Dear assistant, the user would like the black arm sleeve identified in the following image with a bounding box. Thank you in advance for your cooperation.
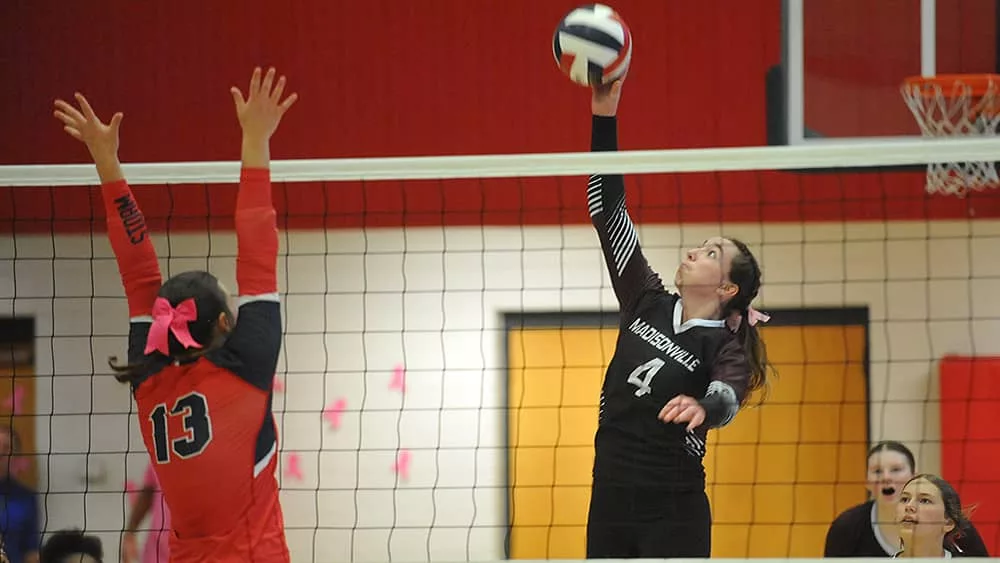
[700,336,750,428]
[209,299,281,392]
[588,115,664,317]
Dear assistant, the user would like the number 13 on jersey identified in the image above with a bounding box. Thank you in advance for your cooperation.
[150,392,214,463]
[627,358,665,397]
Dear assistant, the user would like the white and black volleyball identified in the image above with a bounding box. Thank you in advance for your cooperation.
[553,4,632,87]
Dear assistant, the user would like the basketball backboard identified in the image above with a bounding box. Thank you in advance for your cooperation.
[767,0,999,146]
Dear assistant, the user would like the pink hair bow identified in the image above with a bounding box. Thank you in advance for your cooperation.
[144,297,202,356]
[726,306,771,332]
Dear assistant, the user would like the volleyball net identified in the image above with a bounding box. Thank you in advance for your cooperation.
[1,137,1000,562]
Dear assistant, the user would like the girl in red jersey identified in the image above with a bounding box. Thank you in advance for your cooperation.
[54,67,297,563]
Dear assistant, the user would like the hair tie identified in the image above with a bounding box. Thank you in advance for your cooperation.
[144,297,203,356]
[726,306,771,333]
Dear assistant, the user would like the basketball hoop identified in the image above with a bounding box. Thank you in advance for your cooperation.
[901,74,1000,197]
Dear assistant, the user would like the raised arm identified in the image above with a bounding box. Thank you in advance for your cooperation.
[588,81,663,316]
[54,95,162,364]
[217,67,297,391]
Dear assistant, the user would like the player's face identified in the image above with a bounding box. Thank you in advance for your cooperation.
[674,237,739,299]
[896,477,954,548]
[866,449,913,503]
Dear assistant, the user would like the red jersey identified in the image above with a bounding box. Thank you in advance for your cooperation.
[130,298,286,562]
[105,168,288,562]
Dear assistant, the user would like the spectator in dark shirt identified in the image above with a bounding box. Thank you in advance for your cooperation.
[824,441,988,557]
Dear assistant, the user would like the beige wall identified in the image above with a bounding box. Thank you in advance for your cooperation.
[1,219,994,561]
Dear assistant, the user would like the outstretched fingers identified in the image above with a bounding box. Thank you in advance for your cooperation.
[270,75,286,104]
[230,87,246,112]
[53,99,85,126]
[260,67,276,98]
[74,92,98,121]
[109,112,124,133]
[53,99,86,140]
[53,109,78,129]
[54,94,120,133]
[245,66,299,114]
[268,72,298,114]
[61,125,83,141]
[248,67,263,98]
[233,66,297,141]
[279,92,298,113]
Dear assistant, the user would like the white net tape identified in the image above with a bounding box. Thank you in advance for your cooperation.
[4,137,1000,186]
[902,76,1000,197]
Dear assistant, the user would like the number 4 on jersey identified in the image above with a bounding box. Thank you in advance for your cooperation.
[627,358,665,397]
[150,392,213,463]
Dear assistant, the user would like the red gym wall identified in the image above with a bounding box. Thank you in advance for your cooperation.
[939,357,1000,554]
[1,0,998,231]
[804,0,997,137]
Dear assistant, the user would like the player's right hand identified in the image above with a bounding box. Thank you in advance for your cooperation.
[230,67,298,142]
[53,93,123,160]
[592,79,623,117]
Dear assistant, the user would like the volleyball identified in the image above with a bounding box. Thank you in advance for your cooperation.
[552,4,632,87]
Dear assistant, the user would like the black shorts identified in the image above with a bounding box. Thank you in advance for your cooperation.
[586,481,712,558]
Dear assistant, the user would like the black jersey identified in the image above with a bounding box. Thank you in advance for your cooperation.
[825,500,990,557]
[588,115,750,491]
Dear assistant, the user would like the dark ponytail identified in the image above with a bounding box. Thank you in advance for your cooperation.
[725,238,775,404]
[109,354,154,385]
[109,358,139,385]
[110,270,232,384]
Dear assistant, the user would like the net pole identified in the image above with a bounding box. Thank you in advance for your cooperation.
[921,0,936,78]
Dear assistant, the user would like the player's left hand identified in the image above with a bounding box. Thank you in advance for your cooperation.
[230,67,298,141]
[658,395,706,432]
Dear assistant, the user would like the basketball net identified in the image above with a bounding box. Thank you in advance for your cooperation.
[901,75,1000,197]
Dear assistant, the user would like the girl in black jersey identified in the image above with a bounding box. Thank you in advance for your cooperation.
[585,79,774,559]
[895,474,981,558]
[825,441,988,557]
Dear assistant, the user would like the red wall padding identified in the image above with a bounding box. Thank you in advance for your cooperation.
[940,356,1000,555]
